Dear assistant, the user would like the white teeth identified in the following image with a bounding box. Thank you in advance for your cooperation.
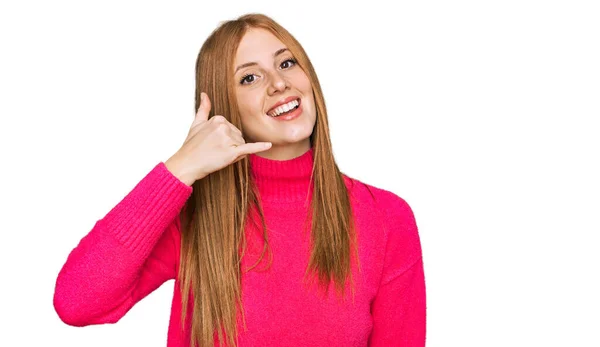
[268,99,299,117]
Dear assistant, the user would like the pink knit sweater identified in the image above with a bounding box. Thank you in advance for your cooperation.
[53,147,426,346]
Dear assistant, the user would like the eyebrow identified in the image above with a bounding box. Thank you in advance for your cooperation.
[234,48,290,74]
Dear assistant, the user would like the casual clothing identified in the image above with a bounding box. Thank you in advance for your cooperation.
[53,147,426,346]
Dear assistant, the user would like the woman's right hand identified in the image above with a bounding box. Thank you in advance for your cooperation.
[165,92,272,186]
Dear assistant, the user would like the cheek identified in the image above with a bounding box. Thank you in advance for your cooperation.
[236,93,260,116]
[238,99,264,132]
[296,73,312,91]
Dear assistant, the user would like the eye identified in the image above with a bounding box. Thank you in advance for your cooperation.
[280,58,297,69]
[239,58,298,85]
[240,73,255,85]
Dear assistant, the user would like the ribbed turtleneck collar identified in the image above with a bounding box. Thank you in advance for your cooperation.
[248,147,314,204]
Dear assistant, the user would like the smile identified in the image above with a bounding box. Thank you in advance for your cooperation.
[267,98,301,117]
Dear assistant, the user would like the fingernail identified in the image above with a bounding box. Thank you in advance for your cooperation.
[201,92,205,102]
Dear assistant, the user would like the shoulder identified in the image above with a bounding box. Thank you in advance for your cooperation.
[342,173,422,276]
[342,173,415,219]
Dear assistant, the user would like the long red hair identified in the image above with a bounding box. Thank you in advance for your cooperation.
[178,13,360,347]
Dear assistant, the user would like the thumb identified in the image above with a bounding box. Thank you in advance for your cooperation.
[194,92,211,124]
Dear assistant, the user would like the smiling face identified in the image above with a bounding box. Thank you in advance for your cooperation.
[233,28,316,159]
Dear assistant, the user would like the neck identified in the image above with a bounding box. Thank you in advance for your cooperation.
[252,139,311,161]
[248,146,314,204]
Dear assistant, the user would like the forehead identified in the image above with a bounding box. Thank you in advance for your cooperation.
[234,28,286,64]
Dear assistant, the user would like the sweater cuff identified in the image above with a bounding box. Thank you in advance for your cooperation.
[99,162,193,259]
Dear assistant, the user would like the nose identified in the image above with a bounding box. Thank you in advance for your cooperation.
[267,70,289,95]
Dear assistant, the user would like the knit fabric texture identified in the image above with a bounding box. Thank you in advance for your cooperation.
[53,147,426,346]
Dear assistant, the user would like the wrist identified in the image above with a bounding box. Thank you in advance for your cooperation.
[165,156,195,186]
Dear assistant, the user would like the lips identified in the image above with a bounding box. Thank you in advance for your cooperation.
[266,96,301,114]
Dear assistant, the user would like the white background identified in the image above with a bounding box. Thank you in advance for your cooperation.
[1,0,598,346]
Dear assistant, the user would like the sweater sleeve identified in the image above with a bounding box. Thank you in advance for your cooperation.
[369,192,426,347]
[53,162,193,326]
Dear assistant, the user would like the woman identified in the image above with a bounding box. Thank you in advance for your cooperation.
[53,13,426,347]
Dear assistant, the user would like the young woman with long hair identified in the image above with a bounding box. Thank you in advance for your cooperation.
[53,13,426,347]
